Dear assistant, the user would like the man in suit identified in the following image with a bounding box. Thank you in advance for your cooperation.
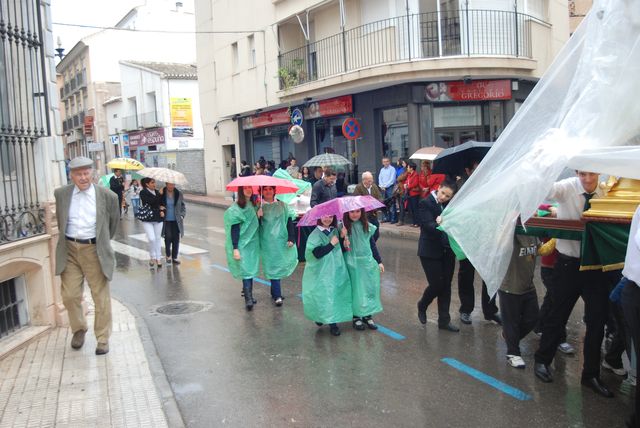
[55,156,120,355]
[109,168,125,216]
[353,171,384,241]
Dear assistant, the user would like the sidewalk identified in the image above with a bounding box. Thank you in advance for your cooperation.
[0,296,183,427]
[183,193,420,239]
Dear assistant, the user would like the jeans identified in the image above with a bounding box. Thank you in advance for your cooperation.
[131,198,140,215]
[270,279,282,299]
[164,221,180,260]
[383,187,396,222]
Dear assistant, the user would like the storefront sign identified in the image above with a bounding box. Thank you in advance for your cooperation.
[128,128,166,147]
[86,141,103,152]
[109,134,120,145]
[242,108,290,130]
[170,97,194,137]
[306,95,353,119]
[425,80,511,102]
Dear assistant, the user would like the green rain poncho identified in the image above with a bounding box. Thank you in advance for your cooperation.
[344,222,383,317]
[224,203,259,279]
[302,227,353,324]
[258,201,298,279]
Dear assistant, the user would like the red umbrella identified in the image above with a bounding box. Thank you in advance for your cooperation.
[226,175,299,193]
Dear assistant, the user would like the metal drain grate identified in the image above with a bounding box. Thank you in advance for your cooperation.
[152,301,213,316]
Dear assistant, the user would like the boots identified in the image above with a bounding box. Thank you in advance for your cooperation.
[243,282,254,311]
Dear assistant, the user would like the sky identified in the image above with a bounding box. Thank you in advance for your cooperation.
[51,0,143,54]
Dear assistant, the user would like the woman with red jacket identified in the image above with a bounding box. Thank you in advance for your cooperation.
[419,160,445,198]
[404,162,421,227]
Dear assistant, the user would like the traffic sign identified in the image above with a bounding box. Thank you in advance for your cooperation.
[291,108,304,126]
[342,117,361,140]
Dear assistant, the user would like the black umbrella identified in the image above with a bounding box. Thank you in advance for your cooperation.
[432,141,493,175]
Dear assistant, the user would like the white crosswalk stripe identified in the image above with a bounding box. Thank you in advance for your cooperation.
[111,240,152,260]
[128,233,209,254]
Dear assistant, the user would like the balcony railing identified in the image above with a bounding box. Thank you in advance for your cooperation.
[122,115,139,131]
[278,9,536,89]
[140,111,161,128]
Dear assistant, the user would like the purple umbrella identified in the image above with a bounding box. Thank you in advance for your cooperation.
[297,196,385,227]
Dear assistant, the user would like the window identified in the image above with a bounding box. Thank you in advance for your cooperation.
[381,107,409,161]
[0,277,28,338]
[231,42,239,73]
[247,35,256,68]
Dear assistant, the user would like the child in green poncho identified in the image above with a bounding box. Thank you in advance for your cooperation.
[224,186,260,311]
[257,186,298,306]
[343,208,384,331]
[302,214,352,336]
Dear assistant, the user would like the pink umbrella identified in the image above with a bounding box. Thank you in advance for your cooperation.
[297,196,385,227]
[226,176,299,193]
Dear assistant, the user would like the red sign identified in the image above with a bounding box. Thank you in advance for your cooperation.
[425,80,511,102]
[83,115,94,136]
[128,128,166,147]
[306,95,353,119]
[242,108,290,130]
[342,118,361,140]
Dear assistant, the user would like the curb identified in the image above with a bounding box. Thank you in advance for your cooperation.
[114,297,186,428]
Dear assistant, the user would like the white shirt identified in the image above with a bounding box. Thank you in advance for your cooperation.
[547,177,603,258]
[623,205,640,285]
[66,184,97,239]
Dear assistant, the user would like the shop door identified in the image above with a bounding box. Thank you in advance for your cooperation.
[434,127,485,147]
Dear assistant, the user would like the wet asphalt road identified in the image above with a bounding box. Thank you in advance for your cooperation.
[110,204,632,427]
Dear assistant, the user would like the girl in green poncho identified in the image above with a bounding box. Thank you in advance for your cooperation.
[343,208,384,331]
[302,214,352,336]
[256,186,298,306]
[224,186,260,311]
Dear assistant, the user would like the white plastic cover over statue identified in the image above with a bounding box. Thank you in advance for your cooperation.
[439,0,640,297]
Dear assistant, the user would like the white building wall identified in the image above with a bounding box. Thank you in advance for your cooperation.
[163,79,204,151]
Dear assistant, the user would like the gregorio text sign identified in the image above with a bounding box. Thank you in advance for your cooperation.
[425,80,511,102]
[128,128,166,147]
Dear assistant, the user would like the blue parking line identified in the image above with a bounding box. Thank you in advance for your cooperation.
[441,358,532,401]
[211,264,405,340]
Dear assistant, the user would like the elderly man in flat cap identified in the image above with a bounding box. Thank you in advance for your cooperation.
[55,156,120,355]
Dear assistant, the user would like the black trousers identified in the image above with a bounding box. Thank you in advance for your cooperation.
[368,215,380,242]
[534,255,609,379]
[457,258,498,317]
[418,250,456,326]
[604,270,627,367]
[621,281,640,427]
[499,290,539,356]
[164,221,180,260]
[537,266,567,342]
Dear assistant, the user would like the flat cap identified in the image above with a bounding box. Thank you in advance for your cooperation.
[68,156,93,170]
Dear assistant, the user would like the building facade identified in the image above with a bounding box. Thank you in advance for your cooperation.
[0,0,68,351]
[195,0,570,196]
[569,0,592,34]
[104,61,206,194]
[56,1,197,175]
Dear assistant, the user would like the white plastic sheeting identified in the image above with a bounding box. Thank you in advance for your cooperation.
[566,146,640,180]
[440,0,640,297]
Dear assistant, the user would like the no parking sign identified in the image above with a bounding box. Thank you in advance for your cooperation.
[341,117,361,140]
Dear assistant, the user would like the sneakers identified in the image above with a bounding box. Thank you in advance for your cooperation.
[460,312,472,325]
[602,360,627,376]
[557,342,575,354]
[507,355,526,369]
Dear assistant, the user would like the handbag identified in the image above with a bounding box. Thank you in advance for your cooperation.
[135,203,154,221]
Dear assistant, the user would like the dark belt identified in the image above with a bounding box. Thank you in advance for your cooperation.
[66,236,96,244]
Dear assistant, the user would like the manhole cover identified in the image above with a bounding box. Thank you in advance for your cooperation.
[151,300,213,316]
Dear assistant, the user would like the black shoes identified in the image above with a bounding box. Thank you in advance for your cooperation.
[438,323,460,332]
[363,316,378,330]
[485,313,502,325]
[329,324,341,336]
[534,363,553,383]
[417,302,427,325]
[581,377,614,398]
[243,284,254,311]
[353,317,366,331]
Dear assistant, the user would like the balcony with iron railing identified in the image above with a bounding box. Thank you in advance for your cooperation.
[278,9,541,90]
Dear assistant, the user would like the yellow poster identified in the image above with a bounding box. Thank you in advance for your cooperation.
[170,98,194,137]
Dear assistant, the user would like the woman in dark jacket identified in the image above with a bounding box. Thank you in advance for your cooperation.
[160,183,186,265]
[416,179,459,331]
[139,177,165,268]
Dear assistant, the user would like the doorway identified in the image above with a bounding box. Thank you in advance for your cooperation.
[434,127,485,147]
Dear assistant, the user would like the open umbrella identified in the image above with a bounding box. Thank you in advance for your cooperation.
[226,175,298,194]
[303,153,352,168]
[297,195,385,227]
[431,141,493,175]
[272,168,311,203]
[409,146,443,161]
[107,157,144,170]
[98,173,114,187]
[139,167,188,185]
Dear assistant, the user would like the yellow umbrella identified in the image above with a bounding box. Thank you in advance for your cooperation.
[106,157,144,170]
